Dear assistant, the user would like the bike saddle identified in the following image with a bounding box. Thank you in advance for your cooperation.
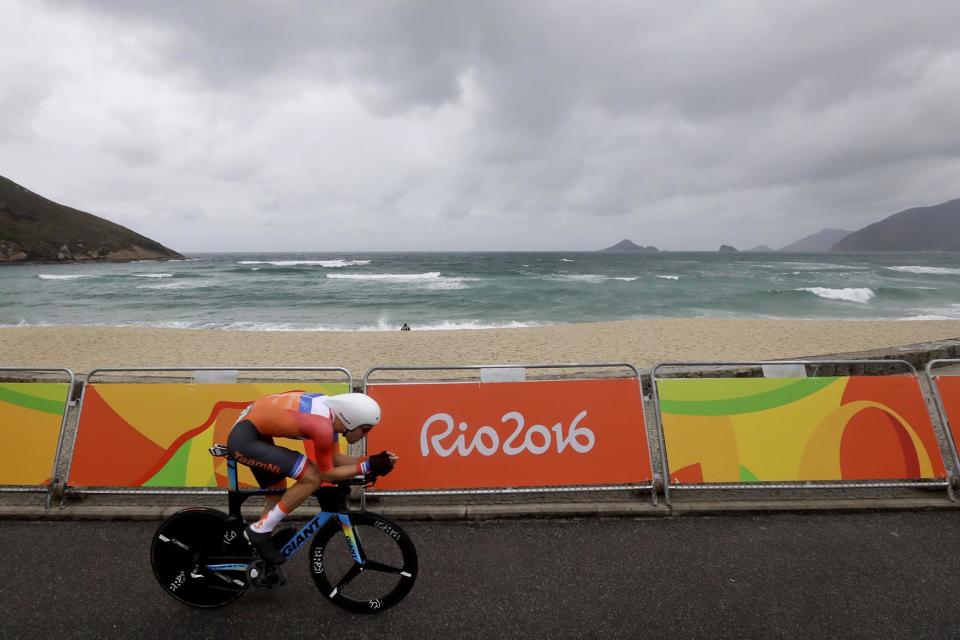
[209,444,229,457]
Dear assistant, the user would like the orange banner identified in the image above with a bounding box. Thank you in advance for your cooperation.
[69,382,348,488]
[935,376,960,456]
[366,378,651,490]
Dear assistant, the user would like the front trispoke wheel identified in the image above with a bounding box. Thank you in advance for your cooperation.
[331,563,363,594]
[309,512,418,614]
[363,560,403,575]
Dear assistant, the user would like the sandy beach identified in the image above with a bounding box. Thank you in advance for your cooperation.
[1,320,959,376]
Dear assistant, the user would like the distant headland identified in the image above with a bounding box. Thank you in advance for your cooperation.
[602,197,960,253]
[0,175,183,264]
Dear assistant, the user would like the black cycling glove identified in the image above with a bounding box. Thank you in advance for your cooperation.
[368,451,395,476]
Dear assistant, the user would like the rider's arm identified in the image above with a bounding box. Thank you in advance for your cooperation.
[317,464,368,483]
[333,452,365,467]
[335,451,400,468]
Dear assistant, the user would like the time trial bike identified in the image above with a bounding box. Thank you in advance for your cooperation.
[150,446,418,613]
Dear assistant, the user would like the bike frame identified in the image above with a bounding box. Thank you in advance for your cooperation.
[204,512,361,573]
[203,458,364,573]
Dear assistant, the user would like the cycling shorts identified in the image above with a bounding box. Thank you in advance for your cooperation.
[226,419,309,489]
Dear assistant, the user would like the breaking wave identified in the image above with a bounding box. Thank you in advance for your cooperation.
[887,266,960,275]
[38,274,97,280]
[237,259,371,267]
[797,287,875,304]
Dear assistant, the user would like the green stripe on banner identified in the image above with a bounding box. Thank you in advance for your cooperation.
[0,384,67,415]
[739,465,759,482]
[144,441,191,487]
[658,377,840,416]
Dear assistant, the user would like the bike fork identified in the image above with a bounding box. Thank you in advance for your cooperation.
[338,513,365,564]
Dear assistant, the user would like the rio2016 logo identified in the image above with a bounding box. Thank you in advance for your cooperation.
[420,410,595,457]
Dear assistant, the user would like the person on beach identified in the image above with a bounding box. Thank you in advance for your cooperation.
[400,323,410,331]
[227,392,397,565]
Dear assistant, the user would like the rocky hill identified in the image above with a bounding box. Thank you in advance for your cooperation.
[601,239,659,252]
[780,228,851,252]
[830,198,960,251]
[0,175,183,263]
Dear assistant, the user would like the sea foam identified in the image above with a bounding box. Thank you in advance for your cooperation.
[38,274,97,280]
[798,287,875,303]
[326,272,471,289]
[887,266,960,275]
[327,272,442,281]
[546,274,620,283]
[237,259,371,267]
[136,281,206,290]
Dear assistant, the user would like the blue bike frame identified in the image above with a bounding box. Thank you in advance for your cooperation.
[205,511,362,573]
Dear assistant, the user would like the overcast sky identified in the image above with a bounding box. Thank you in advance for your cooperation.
[2,1,959,252]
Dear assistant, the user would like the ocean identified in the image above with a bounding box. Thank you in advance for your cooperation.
[2,252,960,330]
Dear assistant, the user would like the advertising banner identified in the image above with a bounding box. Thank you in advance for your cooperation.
[933,375,960,454]
[0,383,70,486]
[366,378,651,491]
[657,376,945,484]
[70,382,348,488]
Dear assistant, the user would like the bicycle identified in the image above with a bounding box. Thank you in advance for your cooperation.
[150,446,418,613]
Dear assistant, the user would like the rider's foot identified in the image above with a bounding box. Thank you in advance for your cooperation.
[244,526,286,565]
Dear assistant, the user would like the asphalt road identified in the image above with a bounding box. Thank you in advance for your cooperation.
[1,511,959,639]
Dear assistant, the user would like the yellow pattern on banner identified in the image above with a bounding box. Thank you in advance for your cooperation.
[658,376,944,483]
[0,383,69,486]
[661,380,849,482]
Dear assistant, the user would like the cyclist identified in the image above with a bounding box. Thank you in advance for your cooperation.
[227,391,397,565]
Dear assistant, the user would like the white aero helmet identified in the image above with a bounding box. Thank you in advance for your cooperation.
[324,393,381,431]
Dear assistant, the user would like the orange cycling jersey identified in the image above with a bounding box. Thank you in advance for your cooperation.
[239,392,338,472]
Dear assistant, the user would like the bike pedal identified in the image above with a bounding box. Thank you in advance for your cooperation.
[268,566,287,588]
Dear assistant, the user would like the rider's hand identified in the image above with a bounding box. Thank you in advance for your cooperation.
[369,451,395,476]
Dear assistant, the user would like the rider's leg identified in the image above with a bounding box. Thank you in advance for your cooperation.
[226,423,317,565]
[261,485,283,520]
[261,494,280,519]
[251,462,322,534]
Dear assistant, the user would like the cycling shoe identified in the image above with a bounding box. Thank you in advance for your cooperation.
[244,526,286,565]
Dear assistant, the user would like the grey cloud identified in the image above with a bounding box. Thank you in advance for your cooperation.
[7,1,960,250]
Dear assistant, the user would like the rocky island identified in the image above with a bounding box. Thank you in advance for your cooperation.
[601,239,659,253]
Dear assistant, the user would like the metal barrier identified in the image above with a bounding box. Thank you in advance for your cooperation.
[0,367,75,500]
[64,366,352,499]
[924,359,960,482]
[362,363,658,503]
[650,360,952,504]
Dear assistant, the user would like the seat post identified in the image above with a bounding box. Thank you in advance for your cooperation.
[227,456,239,492]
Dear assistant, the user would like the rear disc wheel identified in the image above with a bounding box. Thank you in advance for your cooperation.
[151,508,252,608]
